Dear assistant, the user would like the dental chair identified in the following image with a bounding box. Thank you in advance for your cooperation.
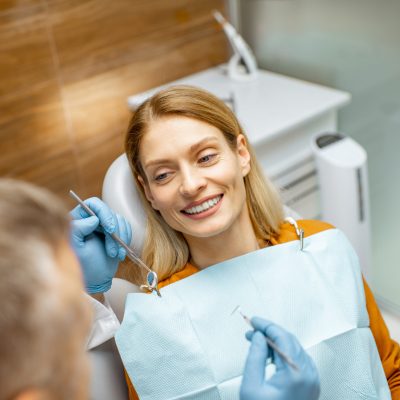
[89,154,142,400]
[90,153,300,400]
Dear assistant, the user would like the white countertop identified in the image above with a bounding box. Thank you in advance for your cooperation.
[127,65,351,146]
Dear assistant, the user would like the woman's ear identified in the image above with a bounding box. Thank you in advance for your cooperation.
[236,135,251,177]
[137,175,159,210]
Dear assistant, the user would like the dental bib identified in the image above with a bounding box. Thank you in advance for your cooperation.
[115,229,390,400]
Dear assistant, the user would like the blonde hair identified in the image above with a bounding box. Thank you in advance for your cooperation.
[0,179,90,400]
[125,85,283,284]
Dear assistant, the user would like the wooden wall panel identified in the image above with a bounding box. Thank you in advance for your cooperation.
[0,0,229,206]
[0,3,81,198]
[0,1,40,13]
[0,4,55,96]
[12,149,81,196]
[0,81,73,174]
[48,0,224,83]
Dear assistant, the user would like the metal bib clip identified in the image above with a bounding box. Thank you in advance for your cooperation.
[285,217,305,251]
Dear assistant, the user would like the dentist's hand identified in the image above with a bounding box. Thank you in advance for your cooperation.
[240,317,320,400]
[70,197,132,294]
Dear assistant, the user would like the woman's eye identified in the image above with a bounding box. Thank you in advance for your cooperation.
[154,172,169,182]
[198,154,217,164]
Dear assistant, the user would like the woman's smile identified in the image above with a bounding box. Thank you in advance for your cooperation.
[181,194,223,219]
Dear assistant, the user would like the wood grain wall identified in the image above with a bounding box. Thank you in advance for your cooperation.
[0,0,228,206]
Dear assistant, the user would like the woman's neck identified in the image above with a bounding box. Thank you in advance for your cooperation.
[185,215,260,270]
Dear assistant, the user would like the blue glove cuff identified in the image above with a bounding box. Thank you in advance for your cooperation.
[86,280,112,294]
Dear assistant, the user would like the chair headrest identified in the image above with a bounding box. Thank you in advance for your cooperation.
[102,154,147,256]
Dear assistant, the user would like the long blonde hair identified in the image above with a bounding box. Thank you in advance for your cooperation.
[125,85,283,283]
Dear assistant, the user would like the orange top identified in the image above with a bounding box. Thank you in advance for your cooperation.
[126,220,400,400]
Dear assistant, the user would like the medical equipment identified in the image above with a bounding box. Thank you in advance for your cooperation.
[213,11,258,81]
[231,306,299,371]
[69,190,161,297]
[311,134,371,280]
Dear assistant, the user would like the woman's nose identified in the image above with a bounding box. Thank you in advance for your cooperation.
[179,167,207,196]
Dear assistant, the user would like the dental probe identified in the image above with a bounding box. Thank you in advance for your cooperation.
[69,190,161,297]
[231,306,299,371]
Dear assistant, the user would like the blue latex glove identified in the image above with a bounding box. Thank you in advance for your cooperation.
[240,317,320,400]
[70,197,132,294]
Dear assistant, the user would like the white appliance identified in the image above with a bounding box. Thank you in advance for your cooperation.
[311,133,371,280]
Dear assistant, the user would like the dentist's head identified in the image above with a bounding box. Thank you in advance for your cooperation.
[125,85,283,283]
[0,179,91,400]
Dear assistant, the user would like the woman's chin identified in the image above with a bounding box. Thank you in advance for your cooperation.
[183,222,230,239]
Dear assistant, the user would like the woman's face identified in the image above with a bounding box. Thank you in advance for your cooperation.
[138,116,251,240]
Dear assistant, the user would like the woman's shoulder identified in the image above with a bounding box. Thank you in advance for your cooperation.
[272,219,335,245]
[160,220,336,287]
[158,263,199,289]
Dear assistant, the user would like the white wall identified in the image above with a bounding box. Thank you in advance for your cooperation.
[240,0,400,312]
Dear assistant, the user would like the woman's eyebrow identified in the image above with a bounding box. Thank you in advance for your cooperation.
[144,136,220,168]
[189,136,219,153]
[144,158,172,169]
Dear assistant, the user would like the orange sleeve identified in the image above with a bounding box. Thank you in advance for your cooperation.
[364,279,400,398]
[271,219,335,244]
[125,369,139,400]
[157,263,199,289]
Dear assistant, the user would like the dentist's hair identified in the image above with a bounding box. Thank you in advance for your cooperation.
[0,179,90,400]
[125,85,283,283]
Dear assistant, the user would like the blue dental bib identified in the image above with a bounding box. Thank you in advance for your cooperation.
[116,229,390,400]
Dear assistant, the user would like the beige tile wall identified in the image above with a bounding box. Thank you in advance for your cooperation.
[0,0,228,207]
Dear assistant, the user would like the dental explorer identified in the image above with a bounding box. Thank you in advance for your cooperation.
[69,190,161,297]
[231,306,299,371]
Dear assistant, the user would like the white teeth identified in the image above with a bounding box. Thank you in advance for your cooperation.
[183,195,221,215]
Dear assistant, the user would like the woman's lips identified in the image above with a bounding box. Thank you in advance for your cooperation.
[181,195,223,220]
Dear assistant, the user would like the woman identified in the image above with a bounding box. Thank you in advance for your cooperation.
[124,85,283,286]
[117,85,400,399]
[72,85,398,400]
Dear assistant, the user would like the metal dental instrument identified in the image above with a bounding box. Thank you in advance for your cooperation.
[285,217,305,251]
[69,190,161,297]
[231,306,299,371]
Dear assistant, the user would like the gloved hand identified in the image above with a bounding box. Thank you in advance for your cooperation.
[70,197,132,294]
[240,317,320,400]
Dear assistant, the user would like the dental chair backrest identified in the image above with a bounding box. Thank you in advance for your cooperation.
[102,153,146,256]
[102,153,144,316]
[89,154,144,400]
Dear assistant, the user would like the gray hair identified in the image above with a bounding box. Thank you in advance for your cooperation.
[0,179,90,400]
